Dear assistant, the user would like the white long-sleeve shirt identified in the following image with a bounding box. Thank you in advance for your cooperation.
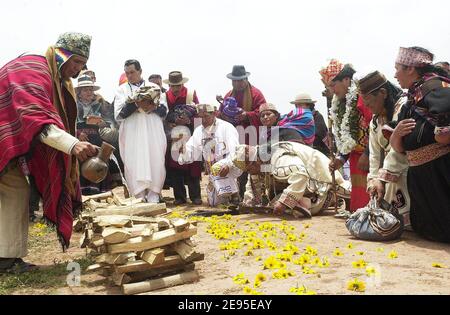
[178,118,239,166]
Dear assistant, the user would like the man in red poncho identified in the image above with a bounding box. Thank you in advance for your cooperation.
[0,32,97,273]
[218,65,266,198]
[164,71,202,206]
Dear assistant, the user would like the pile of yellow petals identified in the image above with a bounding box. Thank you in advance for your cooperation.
[272,269,296,279]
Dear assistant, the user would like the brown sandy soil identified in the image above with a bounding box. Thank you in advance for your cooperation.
[2,183,449,295]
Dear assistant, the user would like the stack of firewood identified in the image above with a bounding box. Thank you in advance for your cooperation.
[76,187,203,295]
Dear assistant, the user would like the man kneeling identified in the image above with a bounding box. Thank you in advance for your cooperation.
[216,142,349,217]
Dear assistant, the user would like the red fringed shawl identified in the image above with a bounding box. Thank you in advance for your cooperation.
[0,54,80,249]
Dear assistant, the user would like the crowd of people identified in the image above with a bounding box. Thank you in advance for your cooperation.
[0,32,448,273]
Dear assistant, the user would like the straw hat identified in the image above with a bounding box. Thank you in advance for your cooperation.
[75,75,100,91]
[289,93,316,104]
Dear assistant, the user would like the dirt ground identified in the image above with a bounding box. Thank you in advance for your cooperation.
[2,183,449,295]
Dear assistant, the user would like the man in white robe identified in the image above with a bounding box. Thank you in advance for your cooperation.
[114,59,167,203]
[177,103,240,205]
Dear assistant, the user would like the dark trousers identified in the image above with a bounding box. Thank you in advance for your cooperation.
[171,170,201,202]
[238,172,248,200]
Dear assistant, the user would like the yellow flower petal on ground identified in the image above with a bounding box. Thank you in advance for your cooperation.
[244,250,254,256]
[263,256,280,270]
[388,250,398,259]
[357,251,364,256]
[346,243,354,249]
[255,256,262,262]
[255,273,267,282]
[376,247,384,252]
[366,266,377,276]
[243,286,253,294]
[303,223,311,229]
[347,278,366,292]
[254,280,262,288]
[333,249,344,257]
[432,263,447,268]
[305,245,318,256]
[351,259,367,269]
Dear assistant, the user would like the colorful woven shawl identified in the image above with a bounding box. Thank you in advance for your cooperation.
[278,108,316,145]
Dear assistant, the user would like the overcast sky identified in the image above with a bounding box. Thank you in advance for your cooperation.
[1,0,449,117]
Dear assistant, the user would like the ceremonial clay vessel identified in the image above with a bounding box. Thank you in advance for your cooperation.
[81,142,115,183]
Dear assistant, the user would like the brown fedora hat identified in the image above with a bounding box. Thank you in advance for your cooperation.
[163,71,189,85]
[357,71,387,95]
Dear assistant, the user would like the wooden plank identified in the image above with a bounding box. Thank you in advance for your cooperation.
[107,226,197,254]
[115,255,184,274]
[122,270,199,295]
[171,240,204,262]
[170,218,190,232]
[141,248,165,265]
[125,262,195,284]
[90,203,167,217]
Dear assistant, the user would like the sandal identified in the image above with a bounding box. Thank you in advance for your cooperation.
[0,258,38,274]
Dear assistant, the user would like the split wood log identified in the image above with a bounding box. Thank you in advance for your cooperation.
[124,262,195,284]
[81,191,113,202]
[90,203,167,217]
[141,248,165,265]
[91,238,105,248]
[86,263,104,272]
[102,227,132,244]
[93,215,133,228]
[107,226,197,254]
[170,218,190,232]
[122,270,199,295]
[171,240,204,262]
[96,252,136,265]
[114,255,184,274]
[84,199,111,211]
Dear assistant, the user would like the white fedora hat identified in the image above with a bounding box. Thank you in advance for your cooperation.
[290,92,316,104]
[75,74,100,91]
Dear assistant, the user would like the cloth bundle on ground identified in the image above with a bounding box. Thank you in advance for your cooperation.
[346,197,404,241]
